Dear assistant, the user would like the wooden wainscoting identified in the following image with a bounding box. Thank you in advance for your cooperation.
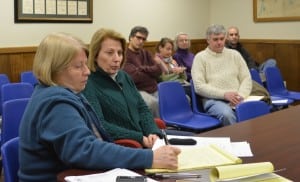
[0,47,36,83]
[241,39,300,91]
[0,39,300,92]
[143,39,208,55]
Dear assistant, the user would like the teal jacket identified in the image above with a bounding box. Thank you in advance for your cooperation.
[19,85,153,182]
[83,68,162,145]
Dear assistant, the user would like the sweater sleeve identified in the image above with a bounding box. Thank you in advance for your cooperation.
[123,50,162,85]
[140,51,163,77]
[39,102,153,169]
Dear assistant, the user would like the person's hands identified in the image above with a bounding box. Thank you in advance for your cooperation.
[224,92,243,106]
[172,66,186,74]
[152,145,181,169]
[143,134,159,148]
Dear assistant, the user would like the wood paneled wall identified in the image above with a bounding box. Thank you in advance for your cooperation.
[1,39,300,91]
[241,39,300,91]
[0,47,36,83]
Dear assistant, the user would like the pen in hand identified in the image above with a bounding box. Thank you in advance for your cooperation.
[161,129,169,145]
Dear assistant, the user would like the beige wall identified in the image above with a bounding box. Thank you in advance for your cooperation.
[0,0,299,48]
[0,0,208,47]
[209,0,300,40]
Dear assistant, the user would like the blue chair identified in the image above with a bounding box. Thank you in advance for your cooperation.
[0,74,10,115]
[0,82,32,119]
[1,98,29,146]
[265,67,300,100]
[190,79,211,116]
[20,71,38,87]
[249,68,264,86]
[250,68,294,109]
[1,137,19,182]
[235,101,270,122]
[1,83,33,112]
[158,81,221,132]
[0,98,29,177]
[0,74,9,86]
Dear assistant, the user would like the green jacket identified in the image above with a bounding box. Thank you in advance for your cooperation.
[159,72,188,84]
[83,68,162,145]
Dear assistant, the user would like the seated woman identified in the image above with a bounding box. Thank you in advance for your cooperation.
[82,28,163,148]
[156,37,191,98]
[18,32,180,181]
[173,33,195,82]
[155,37,189,86]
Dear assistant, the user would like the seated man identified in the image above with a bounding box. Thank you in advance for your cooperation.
[226,26,277,74]
[191,24,252,126]
[123,26,165,117]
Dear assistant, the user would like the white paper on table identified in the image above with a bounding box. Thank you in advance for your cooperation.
[272,99,288,104]
[243,96,264,102]
[64,168,158,182]
[153,136,254,157]
[231,142,253,157]
[153,135,233,154]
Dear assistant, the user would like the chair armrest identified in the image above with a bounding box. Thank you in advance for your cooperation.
[154,118,166,129]
[114,119,165,148]
[114,139,143,148]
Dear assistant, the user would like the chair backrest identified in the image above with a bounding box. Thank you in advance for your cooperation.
[1,137,19,182]
[0,82,33,116]
[158,81,193,122]
[190,79,206,114]
[20,71,38,86]
[264,67,288,95]
[1,82,33,107]
[250,69,263,86]
[235,101,270,122]
[1,98,29,146]
[0,74,10,115]
[0,74,10,86]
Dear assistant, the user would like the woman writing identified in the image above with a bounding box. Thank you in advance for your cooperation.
[18,32,180,182]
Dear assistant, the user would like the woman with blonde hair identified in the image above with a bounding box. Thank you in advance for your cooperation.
[19,32,180,181]
[83,28,163,148]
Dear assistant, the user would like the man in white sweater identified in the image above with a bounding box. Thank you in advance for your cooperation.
[191,24,252,126]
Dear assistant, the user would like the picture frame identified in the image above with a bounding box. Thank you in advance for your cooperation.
[14,0,93,23]
[253,0,300,22]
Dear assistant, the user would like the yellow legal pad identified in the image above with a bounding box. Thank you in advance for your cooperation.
[210,162,292,182]
[145,145,242,173]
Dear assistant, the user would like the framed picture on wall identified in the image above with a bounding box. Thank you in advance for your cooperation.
[253,0,300,22]
[14,0,93,23]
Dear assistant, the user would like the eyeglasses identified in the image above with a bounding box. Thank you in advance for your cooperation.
[134,35,147,41]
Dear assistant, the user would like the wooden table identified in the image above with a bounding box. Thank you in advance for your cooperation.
[199,105,300,181]
[57,105,300,181]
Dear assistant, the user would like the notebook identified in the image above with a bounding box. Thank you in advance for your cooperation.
[210,162,292,182]
[145,144,242,173]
